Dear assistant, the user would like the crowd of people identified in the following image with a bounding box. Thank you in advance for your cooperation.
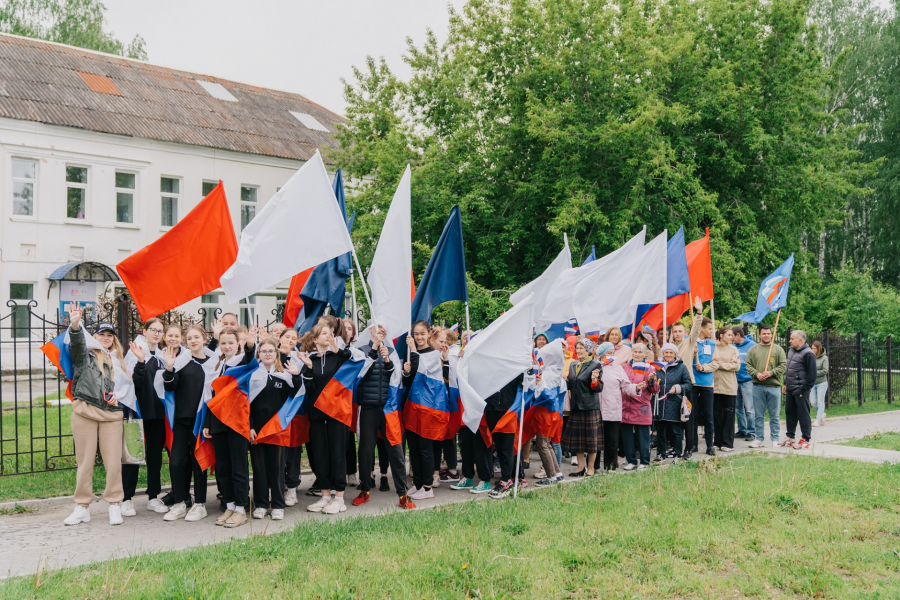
[58,295,826,528]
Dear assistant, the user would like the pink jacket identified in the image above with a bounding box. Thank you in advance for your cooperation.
[622,362,660,425]
[599,362,639,422]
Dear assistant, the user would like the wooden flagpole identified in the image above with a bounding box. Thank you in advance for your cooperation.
[764,308,782,371]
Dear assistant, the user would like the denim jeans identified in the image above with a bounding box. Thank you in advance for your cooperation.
[553,442,562,468]
[809,381,828,422]
[752,385,781,442]
[735,380,755,437]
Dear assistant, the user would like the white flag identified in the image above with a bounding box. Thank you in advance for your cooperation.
[458,294,535,433]
[572,230,668,334]
[366,165,412,340]
[510,238,571,328]
[220,151,353,303]
[535,228,646,330]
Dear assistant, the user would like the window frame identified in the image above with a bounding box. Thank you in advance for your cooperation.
[9,282,35,339]
[65,164,89,222]
[199,293,219,328]
[114,170,138,225]
[239,295,257,327]
[160,175,181,229]
[201,180,218,198]
[10,157,37,219]
[240,184,258,231]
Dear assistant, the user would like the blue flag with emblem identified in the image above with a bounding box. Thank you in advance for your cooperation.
[735,254,795,323]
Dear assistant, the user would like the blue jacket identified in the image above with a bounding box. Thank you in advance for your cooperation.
[693,338,716,387]
[734,336,756,383]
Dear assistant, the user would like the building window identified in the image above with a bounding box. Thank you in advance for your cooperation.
[11,158,36,217]
[240,185,257,230]
[239,295,256,327]
[115,171,136,224]
[202,181,217,198]
[10,283,33,338]
[161,177,180,227]
[66,166,88,220]
[200,293,218,327]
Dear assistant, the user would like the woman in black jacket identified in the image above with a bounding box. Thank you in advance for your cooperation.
[249,339,301,521]
[562,339,603,477]
[277,327,304,507]
[299,322,352,515]
[655,343,693,461]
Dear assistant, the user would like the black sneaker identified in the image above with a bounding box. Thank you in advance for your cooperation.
[535,478,554,488]
[305,486,321,497]
[379,476,390,492]
[489,480,513,499]
[706,448,716,456]
[682,450,693,460]
[521,461,530,471]
[652,454,664,463]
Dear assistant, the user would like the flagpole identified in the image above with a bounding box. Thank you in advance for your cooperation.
[710,298,716,331]
[350,245,373,319]
[662,229,668,350]
[513,382,526,499]
[350,265,358,332]
[465,302,471,347]
[764,308,781,370]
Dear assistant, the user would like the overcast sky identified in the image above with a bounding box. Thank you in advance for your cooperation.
[102,0,465,116]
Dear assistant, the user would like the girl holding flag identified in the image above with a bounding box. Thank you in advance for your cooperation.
[621,343,659,470]
[249,339,301,521]
[203,327,257,528]
[160,324,216,522]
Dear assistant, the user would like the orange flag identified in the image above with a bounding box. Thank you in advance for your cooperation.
[686,228,714,302]
[117,182,237,321]
[282,267,314,328]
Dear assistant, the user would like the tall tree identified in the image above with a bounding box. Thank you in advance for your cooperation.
[0,0,147,59]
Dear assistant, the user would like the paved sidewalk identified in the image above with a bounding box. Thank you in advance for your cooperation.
[2,409,899,579]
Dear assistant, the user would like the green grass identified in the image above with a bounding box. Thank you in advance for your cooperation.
[3,454,900,599]
[838,431,900,453]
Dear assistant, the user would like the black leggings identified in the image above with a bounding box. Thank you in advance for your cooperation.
[458,426,476,480]
[143,418,167,498]
[603,421,621,471]
[357,407,408,495]
[170,419,207,504]
[212,427,249,508]
[250,443,286,509]
[690,386,715,451]
[309,418,349,492]
[406,430,435,490]
[713,393,736,449]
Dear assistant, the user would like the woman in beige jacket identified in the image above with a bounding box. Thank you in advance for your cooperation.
[695,327,741,452]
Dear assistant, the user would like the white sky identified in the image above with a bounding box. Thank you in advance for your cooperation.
[102,0,465,116]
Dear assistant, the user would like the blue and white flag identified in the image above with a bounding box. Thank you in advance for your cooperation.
[735,254,795,323]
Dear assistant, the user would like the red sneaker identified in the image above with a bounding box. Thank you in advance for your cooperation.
[793,438,810,450]
[398,495,417,510]
[351,491,370,507]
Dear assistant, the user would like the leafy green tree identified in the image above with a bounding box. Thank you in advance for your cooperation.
[0,0,147,59]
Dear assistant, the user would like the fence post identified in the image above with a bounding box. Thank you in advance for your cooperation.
[888,335,893,405]
[857,331,863,407]
[824,329,831,408]
[116,293,130,349]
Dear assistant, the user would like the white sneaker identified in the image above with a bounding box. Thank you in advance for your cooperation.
[721,446,734,453]
[432,473,441,488]
[812,420,820,427]
[637,464,647,471]
[147,498,169,513]
[284,487,298,507]
[307,497,331,513]
[411,487,434,500]
[346,473,360,486]
[748,440,764,448]
[407,486,419,496]
[120,499,136,517]
[163,502,187,521]
[623,463,637,471]
[270,508,284,520]
[64,505,91,526]
[252,507,267,519]
[772,442,780,448]
[185,504,208,522]
[570,456,578,466]
[108,504,123,526]
[323,497,346,515]
[819,418,826,426]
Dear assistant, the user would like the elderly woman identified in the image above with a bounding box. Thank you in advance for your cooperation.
[603,327,635,366]
[562,338,603,477]
[655,343,693,461]
[595,342,643,471]
[621,343,659,470]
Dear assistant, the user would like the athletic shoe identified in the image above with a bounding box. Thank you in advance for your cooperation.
[120,500,136,517]
[398,495,417,510]
[307,497,331,513]
[772,441,780,448]
[379,476,390,492]
[793,438,810,450]
[215,509,234,526]
[432,473,441,488]
[324,497,347,514]
[224,511,247,528]
[811,420,821,427]
[252,508,267,519]
[745,434,757,441]
[493,462,501,474]
[284,487,298,507]
[570,456,579,466]
[521,461,530,470]
[411,487,435,500]
[470,481,492,494]
[346,473,360,486]
[682,450,693,461]
[306,487,322,497]
[518,478,528,489]
[439,470,460,483]
[108,504,123,526]
[637,464,648,470]
[147,498,168,513]
[553,474,565,483]
[352,492,370,507]
[623,463,637,471]
[818,418,826,427]
[63,505,91,526]
[748,440,764,448]
[451,477,475,490]
[720,446,734,453]
[163,503,186,521]
[270,509,284,520]
[489,480,513,499]
[185,504,208,522]
[706,448,716,457]
[534,467,547,479]
[777,438,795,447]
[160,491,175,506]
[535,478,554,488]
[652,454,664,463]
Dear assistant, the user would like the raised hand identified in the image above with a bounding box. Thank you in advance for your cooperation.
[248,324,262,343]
[297,353,313,369]
[67,302,82,329]
[212,318,224,339]
[129,341,145,363]
[164,345,178,371]
[284,358,300,375]
[694,296,703,313]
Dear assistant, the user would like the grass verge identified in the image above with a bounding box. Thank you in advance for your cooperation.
[2,453,899,599]
[837,431,900,453]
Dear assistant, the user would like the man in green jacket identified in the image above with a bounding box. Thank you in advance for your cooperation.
[745,323,787,448]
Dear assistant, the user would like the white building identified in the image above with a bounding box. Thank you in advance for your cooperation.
[0,32,345,339]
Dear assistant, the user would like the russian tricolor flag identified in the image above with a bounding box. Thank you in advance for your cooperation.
[445,346,462,440]
[403,350,450,441]
[314,347,373,428]
[478,375,532,451]
[208,358,259,441]
[522,342,567,443]
[256,377,309,447]
[41,331,75,400]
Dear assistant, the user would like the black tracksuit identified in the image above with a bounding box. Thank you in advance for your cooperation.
[249,371,301,509]
[475,374,524,483]
[162,351,211,504]
[355,342,408,496]
[128,351,166,499]
[302,347,352,492]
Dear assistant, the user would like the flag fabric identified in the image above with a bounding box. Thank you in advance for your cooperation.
[457,295,536,433]
[735,254,795,323]
[638,226,693,330]
[403,350,451,440]
[190,351,221,470]
[220,151,354,303]
[687,228,715,303]
[379,335,406,446]
[41,331,74,400]
[522,341,567,443]
[446,344,463,440]
[510,240,571,328]
[313,347,374,428]
[536,229,646,331]
[118,182,237,321]
[282,267,314,328]
[410,205,468,322]
[479,374,533,451]
[581,246,596,266]
[206,359,260,441]
[245,364,299,447]
[366,166,412,342]
[150,347,218,451]
[255,352,312,446]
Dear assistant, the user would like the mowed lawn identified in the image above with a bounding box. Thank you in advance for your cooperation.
[2,453,899,599]
[838,431,900,453]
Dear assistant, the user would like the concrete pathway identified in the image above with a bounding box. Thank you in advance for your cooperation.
[2,409,899,579]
